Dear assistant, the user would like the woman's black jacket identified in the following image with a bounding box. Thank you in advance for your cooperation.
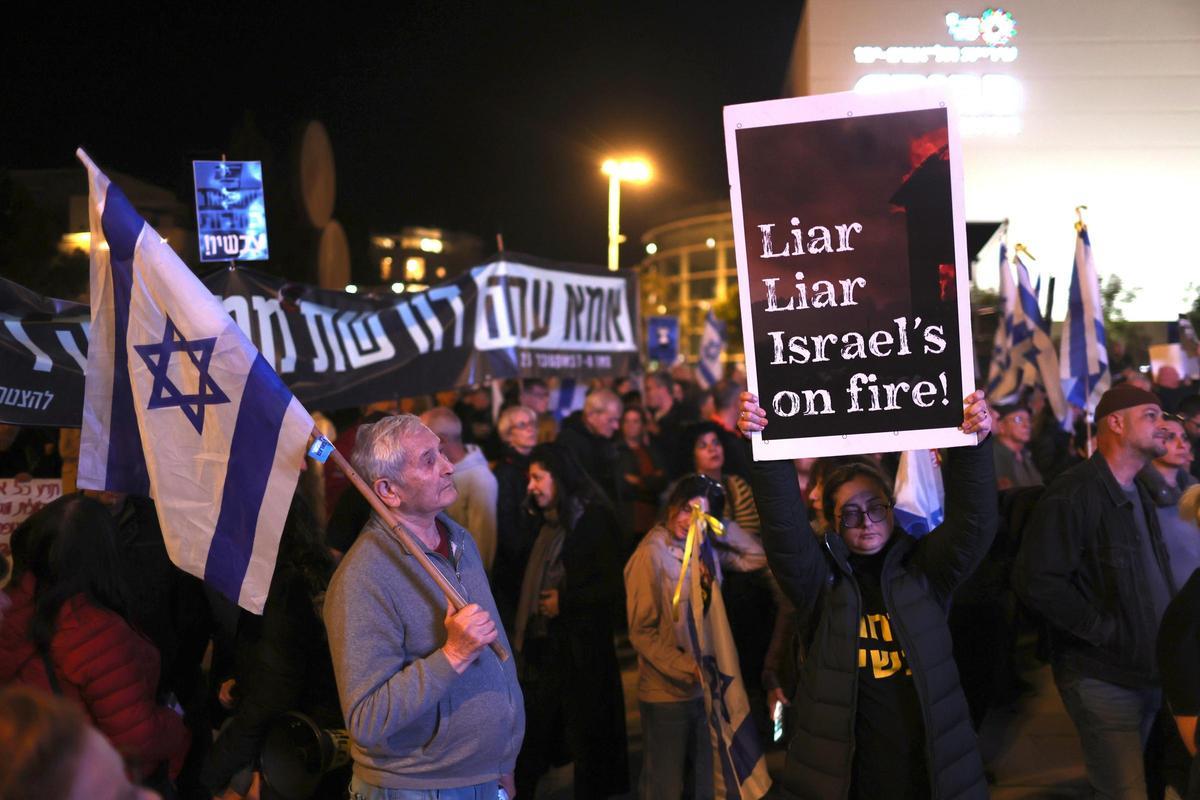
[749,437,998,800]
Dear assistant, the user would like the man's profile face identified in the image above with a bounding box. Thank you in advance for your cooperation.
[645,379,669,411]
[997,410,1032,445]
[586,402,621,439]
[1117,403,1167,460]
[389,427,457,515]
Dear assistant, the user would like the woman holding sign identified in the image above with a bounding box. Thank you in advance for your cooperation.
[738,389,996,800]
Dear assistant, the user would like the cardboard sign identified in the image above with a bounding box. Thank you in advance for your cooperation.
[647,316,680,365]
[725,89,975,460]
[193,161,269,262]
[0,478,63,586]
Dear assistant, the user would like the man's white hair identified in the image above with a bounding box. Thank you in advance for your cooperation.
[351,413,428,484]
[584,388,620,415]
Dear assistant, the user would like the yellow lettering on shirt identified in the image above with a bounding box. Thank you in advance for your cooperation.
[857,611,912,680]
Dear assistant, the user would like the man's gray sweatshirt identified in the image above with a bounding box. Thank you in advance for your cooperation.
[324,513,524,789]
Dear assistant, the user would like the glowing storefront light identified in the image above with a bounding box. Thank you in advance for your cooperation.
[852,8,1022,136]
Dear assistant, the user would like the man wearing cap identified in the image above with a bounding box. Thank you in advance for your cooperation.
[991,402,1043,489]
[1015,383,1176,799]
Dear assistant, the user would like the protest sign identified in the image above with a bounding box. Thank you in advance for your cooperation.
[647,315,680,365]
[0,478,63,586]
[193,160,270,262]
[725,88,975,460]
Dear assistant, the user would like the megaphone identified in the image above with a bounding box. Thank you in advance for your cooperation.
[260,711,351,800]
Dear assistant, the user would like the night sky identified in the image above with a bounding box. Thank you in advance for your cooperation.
[2,4,803,279]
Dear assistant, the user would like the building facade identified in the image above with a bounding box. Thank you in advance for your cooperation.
[638,201,738,365]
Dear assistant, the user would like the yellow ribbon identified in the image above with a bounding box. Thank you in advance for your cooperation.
[671,502,725,620]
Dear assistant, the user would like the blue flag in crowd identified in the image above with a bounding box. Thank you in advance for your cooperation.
[893,449,944,538]
[985,238,1016,399]
[697,310,727,389]
[1059,223,1111,414]
[76,150,314,614]
[1012,250,1067,420]
[684,527,772,799]
[986,237,1066,420]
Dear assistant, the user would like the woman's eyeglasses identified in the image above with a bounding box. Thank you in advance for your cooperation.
[837,502,892,529]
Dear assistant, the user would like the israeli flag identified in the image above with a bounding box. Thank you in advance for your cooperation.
[984,239,1016,400]
[986,240,1067,422]
[684,528,772,799]
[893,449,945,538]
[550,377,587,422]
[76,151,313,614]
[1013,251,1067,421]
[1059,225,1111,414]
[697,310,727,389]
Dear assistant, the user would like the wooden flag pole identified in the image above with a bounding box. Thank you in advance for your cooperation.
[312,427,509,662]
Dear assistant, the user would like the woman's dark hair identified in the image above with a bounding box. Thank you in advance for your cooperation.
[821,462,894,525]
[527,442,611,522]
[275,492,334,598]
[10,494,135,653]
[663,473,727,522]
[682,421,726,470]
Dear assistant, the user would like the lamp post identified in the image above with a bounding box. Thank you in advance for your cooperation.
[601,157,652,272]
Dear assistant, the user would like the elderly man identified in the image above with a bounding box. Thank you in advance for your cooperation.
[420,407,499,573]
[555,388,622,502]
[992,402,1043,489]
[324,415,523,800]
[1016,383,1176,800]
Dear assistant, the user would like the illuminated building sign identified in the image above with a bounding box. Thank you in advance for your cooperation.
[852,8,1021,136]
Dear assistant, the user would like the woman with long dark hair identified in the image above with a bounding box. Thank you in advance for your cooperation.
[513,442,629,799]
[0,493,191,785]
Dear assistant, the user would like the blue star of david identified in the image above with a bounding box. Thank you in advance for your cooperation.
[133,317,230,434]
[702,655,735,725]
[702,339,723,361]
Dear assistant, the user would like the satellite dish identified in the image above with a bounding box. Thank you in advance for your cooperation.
[317,219,350,291]
[299,121,336,229]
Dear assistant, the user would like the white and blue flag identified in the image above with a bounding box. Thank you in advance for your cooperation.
[684,524,772,799]
[697,310,727,389]
[986,242,1067,421]
[893,449,944,538]
[1059,224,1111,414]
[76,150,313,614]
[984,239,1016,400]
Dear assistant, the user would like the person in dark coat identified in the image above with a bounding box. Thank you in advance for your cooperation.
[555,388,622,503]
[493,404,540,632]
[200,494,346,798]
[645,371,693,481]
[513,443,629,799]
[616,405,668,555]
[738,389,997,800]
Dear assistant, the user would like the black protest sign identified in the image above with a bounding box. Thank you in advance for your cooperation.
[724,90,975,460]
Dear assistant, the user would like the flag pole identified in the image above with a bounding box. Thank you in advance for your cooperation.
[312,427,510,662]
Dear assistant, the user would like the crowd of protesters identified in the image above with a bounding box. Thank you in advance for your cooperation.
[0,360,1199,800]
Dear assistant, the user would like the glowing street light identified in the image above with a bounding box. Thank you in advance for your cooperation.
[601,157,652,272]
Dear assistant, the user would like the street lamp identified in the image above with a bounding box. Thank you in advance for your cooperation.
[601,157,652,272]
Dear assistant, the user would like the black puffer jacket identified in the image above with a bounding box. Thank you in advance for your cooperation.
[750,438,998,800]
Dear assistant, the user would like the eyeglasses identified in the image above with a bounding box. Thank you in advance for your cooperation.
[838,502,892,529]
[510,420,535,430]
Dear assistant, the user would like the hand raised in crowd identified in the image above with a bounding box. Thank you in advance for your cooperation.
[443,602,498,673]
[959,389,992,441]
[538,589,560,619]
[737,390,993,442]
[737,391,768,436]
